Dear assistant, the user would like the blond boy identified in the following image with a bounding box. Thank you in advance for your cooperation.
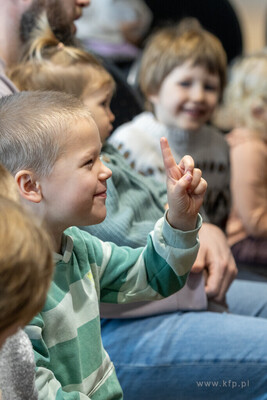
[0,90,206,399]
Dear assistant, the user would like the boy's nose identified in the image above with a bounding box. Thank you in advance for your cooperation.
[100,163,112,180]
[191,84,205,102]
[76,0,90,7]
[108,109,115,122]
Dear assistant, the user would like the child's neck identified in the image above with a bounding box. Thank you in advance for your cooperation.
[20,199,65,254]
[49,228,65,254]
[43,223,65,254]
[53,235,64,254]
[152,113,203,135]
[152,111,202,134]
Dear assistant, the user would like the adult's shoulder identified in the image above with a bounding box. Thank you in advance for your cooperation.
[0,59,19,97]
[226,127,267,149]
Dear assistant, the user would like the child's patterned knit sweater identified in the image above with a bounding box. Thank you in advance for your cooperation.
[110,111,231,230]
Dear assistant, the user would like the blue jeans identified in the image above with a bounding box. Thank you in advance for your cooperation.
[101,279,267,399]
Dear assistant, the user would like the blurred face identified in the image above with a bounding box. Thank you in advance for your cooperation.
[53,0,90,34]
[83,84,115,143]
[39,118,112,232]
[150,62,220,131]
[20,0,90,44]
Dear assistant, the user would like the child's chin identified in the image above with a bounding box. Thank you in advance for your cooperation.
[90,214,107,226]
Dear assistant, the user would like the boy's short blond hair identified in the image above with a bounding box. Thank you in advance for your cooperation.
[8,13,115,100]
[221,51,267,134]
[0,91,93,177]
[139,19,227,108]
[0,195,53,333]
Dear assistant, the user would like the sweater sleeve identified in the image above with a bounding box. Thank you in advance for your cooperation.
[229,140,267,237]
[25,321,93,400]
[89,213,202,303]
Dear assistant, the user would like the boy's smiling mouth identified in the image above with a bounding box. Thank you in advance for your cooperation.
[183,107,206,118]
[94,189,107,198]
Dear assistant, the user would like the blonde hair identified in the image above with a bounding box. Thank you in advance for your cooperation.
[8,13,115,100]
[220,51,267,136]
[139,18,227,109]
[0,91,93,177]
[0,164,19,202]
[0,195,53,333]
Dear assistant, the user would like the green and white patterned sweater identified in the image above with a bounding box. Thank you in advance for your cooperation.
[25,215,201,399]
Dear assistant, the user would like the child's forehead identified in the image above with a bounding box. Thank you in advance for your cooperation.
[84,81,114,99]
[62,115,95,139]
[60,117,101,153]
[71,115,96,132]
[165,61,219,79]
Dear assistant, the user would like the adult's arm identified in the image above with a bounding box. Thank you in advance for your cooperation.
[230,140,267,237]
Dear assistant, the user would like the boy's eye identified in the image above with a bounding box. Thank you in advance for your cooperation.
[179,81,191,87]
[84,159,94,167]
[100,98,109,107]
[84,154,103,168]
[204,84,218,92]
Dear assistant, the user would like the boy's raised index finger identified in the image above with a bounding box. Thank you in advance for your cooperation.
[160,137,177,170]
[160,137,194,176]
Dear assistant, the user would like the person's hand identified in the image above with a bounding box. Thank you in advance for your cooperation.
[160,137,207,231]
[191,223,237,302]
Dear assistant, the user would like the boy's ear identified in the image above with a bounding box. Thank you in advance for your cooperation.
[15,170,43,203]
[148,93,159,106]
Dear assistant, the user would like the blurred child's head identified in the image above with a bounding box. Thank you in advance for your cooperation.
[221,52,267,138]
[0,193,53,348]
[0,91,112,234]
[8,13,115,143]
[139,18,227,131]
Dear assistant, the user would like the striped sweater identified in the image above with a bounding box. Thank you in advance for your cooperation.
[25,215,201,399]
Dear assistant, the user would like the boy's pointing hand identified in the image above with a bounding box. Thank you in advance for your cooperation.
[160,137,207,231]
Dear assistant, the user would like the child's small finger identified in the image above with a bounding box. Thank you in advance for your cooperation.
[192,177,208,195]
[178,154,194,175]
[177,171,193,192]
[187,168,202,192]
